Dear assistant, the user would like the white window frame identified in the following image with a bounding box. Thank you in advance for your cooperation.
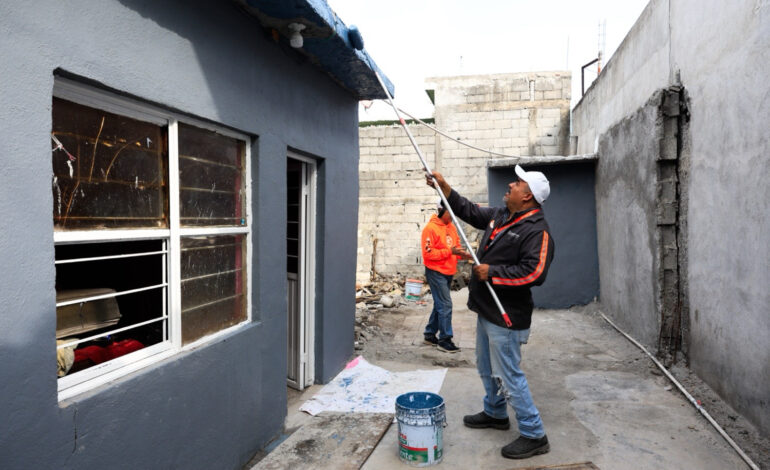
[54,78,253,401]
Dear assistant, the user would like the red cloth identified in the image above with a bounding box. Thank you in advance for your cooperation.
[74,339,145,366]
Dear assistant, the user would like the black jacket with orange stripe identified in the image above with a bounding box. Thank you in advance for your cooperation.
[447,189,555,330]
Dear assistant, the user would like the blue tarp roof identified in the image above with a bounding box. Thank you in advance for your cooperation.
[240,0,394,100]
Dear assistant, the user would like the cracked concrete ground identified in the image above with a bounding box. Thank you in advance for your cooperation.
[277,288,768,469]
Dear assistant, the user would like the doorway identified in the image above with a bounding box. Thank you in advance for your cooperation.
[286,154,316,390]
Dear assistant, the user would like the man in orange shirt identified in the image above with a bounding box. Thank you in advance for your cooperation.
[422,200,470,352]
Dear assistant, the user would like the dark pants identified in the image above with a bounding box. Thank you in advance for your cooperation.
[423,267,454,340]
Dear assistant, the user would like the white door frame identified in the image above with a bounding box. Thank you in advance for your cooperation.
[288,152,316,388]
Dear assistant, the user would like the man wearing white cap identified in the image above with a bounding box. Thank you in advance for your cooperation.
[427,165,555,459]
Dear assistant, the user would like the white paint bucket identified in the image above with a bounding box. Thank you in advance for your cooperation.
[395,392,446,466]
[405,279,423,301]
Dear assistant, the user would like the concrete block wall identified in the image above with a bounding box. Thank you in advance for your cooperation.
[357,124,437,283]
[428,72,571,203]
[356,72,571,284]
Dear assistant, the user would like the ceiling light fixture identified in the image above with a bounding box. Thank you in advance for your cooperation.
[288,23,306,48]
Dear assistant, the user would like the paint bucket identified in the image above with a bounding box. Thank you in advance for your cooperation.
[395,392,446,466]
[405,279,423,301]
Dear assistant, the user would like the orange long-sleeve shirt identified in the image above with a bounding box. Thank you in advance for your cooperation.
[421,214,461,275]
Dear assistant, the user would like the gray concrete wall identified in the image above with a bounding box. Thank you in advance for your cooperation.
[594,95,663,347]
[0,0,359,467]
[488,162,600,309]
[572,0,770,434]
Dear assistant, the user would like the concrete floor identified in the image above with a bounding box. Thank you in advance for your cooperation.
[283,289,754,469]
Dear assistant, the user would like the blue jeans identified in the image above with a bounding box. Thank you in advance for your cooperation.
[423,268,454,340]
[476,315,545,438]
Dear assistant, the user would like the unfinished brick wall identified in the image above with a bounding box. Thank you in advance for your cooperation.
[356,72,571,284]
[357,124,437,283]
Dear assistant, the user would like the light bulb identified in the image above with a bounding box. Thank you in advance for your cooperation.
[288,23,306,48]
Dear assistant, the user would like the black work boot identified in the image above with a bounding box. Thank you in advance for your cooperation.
[462,411,510,430]
[501,435,550,459]
[423,335,439,346]
[437,338,460,353]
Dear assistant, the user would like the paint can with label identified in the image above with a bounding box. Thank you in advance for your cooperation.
[395,392,446,466]
[404,279,423,301]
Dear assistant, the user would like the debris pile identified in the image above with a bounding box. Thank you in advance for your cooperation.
[354,274,422,351]
[356,274,411,305]
[354,306,379,352]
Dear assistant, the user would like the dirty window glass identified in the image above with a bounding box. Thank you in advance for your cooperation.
[51,98,168,230]
[178,123,246,227]
[180,235,247,344]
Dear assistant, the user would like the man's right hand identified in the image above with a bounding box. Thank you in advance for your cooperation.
[426,171,452,198]
[451,246,472,260]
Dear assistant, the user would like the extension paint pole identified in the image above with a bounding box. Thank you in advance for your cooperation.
[373,72,513,328]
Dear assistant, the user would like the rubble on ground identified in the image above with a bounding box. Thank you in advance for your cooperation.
[354,274,422,350]
[355,273,413,305]
[353,271,467,351]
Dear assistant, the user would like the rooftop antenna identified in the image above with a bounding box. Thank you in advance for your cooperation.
[598,19,606,73]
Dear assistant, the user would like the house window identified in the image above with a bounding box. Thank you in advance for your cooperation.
[52,82,251,397]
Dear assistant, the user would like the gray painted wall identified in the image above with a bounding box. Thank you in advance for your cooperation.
[0,0,360,467]
[572,0,769,434]
[488,162,599,309]
[594,95,663,347]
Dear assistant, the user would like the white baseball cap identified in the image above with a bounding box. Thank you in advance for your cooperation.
[515,165,550,204]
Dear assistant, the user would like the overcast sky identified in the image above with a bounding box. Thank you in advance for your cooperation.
[326,0,649,121]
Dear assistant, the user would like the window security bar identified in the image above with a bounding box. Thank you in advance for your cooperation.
[178,154,242,170]
[181,293,243,313]
[180,268,243,284]
[54,216,166,221]
[179,186,239,196]
[177,227,249,236]
[56,315,168,350]
[56,283,167,308]
[180,241,244,251]
[55,249,168,265]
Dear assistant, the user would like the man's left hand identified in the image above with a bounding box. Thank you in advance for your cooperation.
[473,264,490,281]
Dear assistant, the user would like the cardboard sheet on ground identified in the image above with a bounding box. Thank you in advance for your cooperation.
[299,356,447,415]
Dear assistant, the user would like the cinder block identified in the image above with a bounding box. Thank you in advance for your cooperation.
[467,94,489,104]
[476,120,495,130]
[537,136,556,146]
[539,108,562,118]
[493,138,513,148]
[500,128,517,138]
[541,145,559,155]
[480,129,501,139]
[510,79,529,92]
[360,137,380,147]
